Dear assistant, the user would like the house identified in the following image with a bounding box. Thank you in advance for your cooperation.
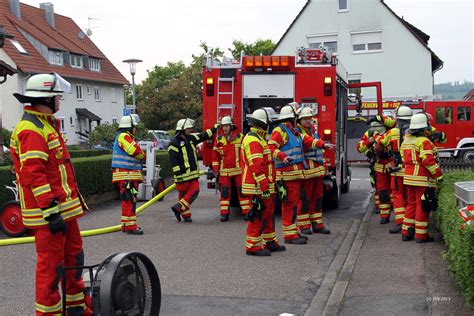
[463,89,474,101]
[0,0,128,145]
[272,0,443,99]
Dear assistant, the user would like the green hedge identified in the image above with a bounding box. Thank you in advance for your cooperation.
[0,152,173,205]
[68,149,112,158]
[435,171,474,307]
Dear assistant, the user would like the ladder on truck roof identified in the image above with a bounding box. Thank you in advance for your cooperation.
[217,76,235,120]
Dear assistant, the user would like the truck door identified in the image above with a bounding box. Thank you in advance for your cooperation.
[454,103,474,147]
[431,102,455,149]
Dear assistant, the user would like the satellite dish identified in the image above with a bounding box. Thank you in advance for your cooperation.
[86,28,93,37]
[78,30,86,40]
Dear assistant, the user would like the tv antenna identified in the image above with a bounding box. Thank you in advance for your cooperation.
[85,17,100,37]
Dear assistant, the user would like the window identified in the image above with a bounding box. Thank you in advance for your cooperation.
[70,54,83,68]
[111,87,117,103]
[351,31,383,53]
[338,0,348,11]
[76,85,83,100]
[458,107,471,121]
[48,50,63,65]
[58,117,66,132]
[435,107,453,124]
[348,79,361,95]
[112,117,117,124]
[86,85,91,95]
[69,116,74,126]
[94,86,100,101]
[89,58,101,71]
[307,34,338,53]
[9,39,28,54]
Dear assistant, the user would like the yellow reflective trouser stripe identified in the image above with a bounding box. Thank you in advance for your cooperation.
[36,300,61,313]
[32,183,52,197]
[416,228,428,234]
[20,150,49,163]
[246,235,262,242]
[59,164,72,198]
[66,292,84,302]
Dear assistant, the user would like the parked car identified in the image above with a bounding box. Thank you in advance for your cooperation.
[138,130,171,152]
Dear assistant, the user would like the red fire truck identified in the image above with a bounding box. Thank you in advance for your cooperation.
[201,48,355,209]
[347,99,474,162]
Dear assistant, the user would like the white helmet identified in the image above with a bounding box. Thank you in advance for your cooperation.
[279,105,297,121]
[119,114,140,129]
[251,109,270,125]
[14,73,71,103]
[220,116,234,126]
[409,113,429,130]
[176,118,195,131]
[297,106,313,119]
[396,106,413,120]
[370,121,386,134]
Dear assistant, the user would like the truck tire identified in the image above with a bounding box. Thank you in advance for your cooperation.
[341,166,352,194]
[0,201,28,237]
[462,150,474,162]
[324,181,340,210]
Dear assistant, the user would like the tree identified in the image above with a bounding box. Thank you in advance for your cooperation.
[228,39,276,60]
[88,123,119,148]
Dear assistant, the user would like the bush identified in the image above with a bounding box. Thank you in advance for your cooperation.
[435,171,474,307]
[69,149,112,158]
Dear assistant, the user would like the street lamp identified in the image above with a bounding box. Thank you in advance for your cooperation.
[122,59,142,113]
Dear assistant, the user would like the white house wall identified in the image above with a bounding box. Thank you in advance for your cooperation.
[273,0,434,98]
[0,49,24,132]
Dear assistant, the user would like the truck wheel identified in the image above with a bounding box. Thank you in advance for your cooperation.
[325,182,340,210]
[341,166,351,194]
[0,201,28,237]
[462,150,474,162]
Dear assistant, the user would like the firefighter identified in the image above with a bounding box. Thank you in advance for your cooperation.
[400,113,443,243]
[357,115,396,224]
[168,118,217,222]
[375,106,413,234]
[111,114,145,235]
[242,108,285,256]
[10,73,92,315]
[269,104,333,244]
[296,106,331,234]
[212,115,250,221]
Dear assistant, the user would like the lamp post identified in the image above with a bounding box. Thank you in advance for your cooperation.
[122,59,142,114]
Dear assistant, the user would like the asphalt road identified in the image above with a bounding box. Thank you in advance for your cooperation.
[0,164,371,315]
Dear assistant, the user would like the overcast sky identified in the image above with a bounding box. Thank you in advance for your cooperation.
[20,0,473,85]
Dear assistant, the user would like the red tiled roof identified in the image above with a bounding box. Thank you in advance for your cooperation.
[463,89,474,101]
[0,0,128,85]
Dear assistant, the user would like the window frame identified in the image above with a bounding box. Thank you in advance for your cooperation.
[9,39,28,55]
[351,31,383,54]
[435,106,454,125]
[89,58,101,72]
[457,106,471,121]
[76,84,83,101]
[58,116,66,133]
[70,54,83,69]
[48,50,63,66]
[94,86,101,102]
[111,87,117,103]
[307,33,339,53]
[338,0,349,12]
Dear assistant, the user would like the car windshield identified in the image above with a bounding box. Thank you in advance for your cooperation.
[145,133,156,141]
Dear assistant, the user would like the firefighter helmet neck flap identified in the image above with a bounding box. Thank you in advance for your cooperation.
[248,108,270,130]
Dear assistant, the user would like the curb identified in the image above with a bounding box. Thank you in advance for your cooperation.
[304,195,373,316]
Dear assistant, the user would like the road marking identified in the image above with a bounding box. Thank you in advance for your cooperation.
[351,178,370,181]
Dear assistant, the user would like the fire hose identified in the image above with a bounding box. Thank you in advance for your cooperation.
[0,171,206,247]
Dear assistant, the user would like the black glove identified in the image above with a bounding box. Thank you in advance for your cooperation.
[45,213,66,235]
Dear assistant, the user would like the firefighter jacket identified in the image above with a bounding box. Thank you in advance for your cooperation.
[112,131,144,183]
[168,128,215,183]
[241,127,275,195]
[211,129,243,177]
[10,107,88,229]
[357,130,392,173]
[375,127,407,177]
[269,122,325,181]
[401,134,443,187]
[297,124,325,179]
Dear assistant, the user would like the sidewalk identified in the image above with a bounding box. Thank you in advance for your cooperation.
[305,201,473,316]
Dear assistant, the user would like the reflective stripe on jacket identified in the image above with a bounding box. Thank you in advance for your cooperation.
[212,130,243,177]
[10,107,87,228]
[297,124,325,179]
[273,124,306,169]
[112,132,144,183]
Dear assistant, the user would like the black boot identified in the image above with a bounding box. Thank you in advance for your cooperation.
[389,224,402,234]
[125,227,144,235]
[402,227,415,241]
[380,217,390,225]
[170,205,182,222]
[246,249,271,256]
[300,228,313,235]
[314,227,331,234]
[220,214,229,222]
[298,234,309,240]
[66,307,84,316]
[266,241,286,252]
[285,236,307,245]
[183,217,192,223]
[374,207,380,214]
[416,236,434,244]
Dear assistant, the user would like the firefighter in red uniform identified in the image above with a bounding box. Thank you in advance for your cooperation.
[168,118,217,222]
[375,106,413,233]
[212,115,250,221]
[296,106,331,234]
[112,114,145,235]
[357,115,396,224]
[242,108,285,256]
[400,113,443,243]
[269,104,333,244]
[10,73,92,315]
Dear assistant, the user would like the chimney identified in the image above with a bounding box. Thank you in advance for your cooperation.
[40,2,55,28]
[9,0,21,19]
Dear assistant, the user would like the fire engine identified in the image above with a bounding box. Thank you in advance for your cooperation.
[201,47,357,209]
[347,99,474,162]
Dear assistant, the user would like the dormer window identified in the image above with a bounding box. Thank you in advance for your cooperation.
[48,50,63,65]
[10,39,28,55]
[89,58,101,71]
[70,54,83,68]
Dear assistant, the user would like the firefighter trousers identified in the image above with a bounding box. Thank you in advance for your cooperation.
[118,180,140,231]
[403,185,430,241]
[219,174,250,215]
[391,175,407,225]
[245,193,278,253]
[34,220,89,315]
[281,180,302,241]
[375,171,392,220]
[174,179,200,219]
[297,177,324,231]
